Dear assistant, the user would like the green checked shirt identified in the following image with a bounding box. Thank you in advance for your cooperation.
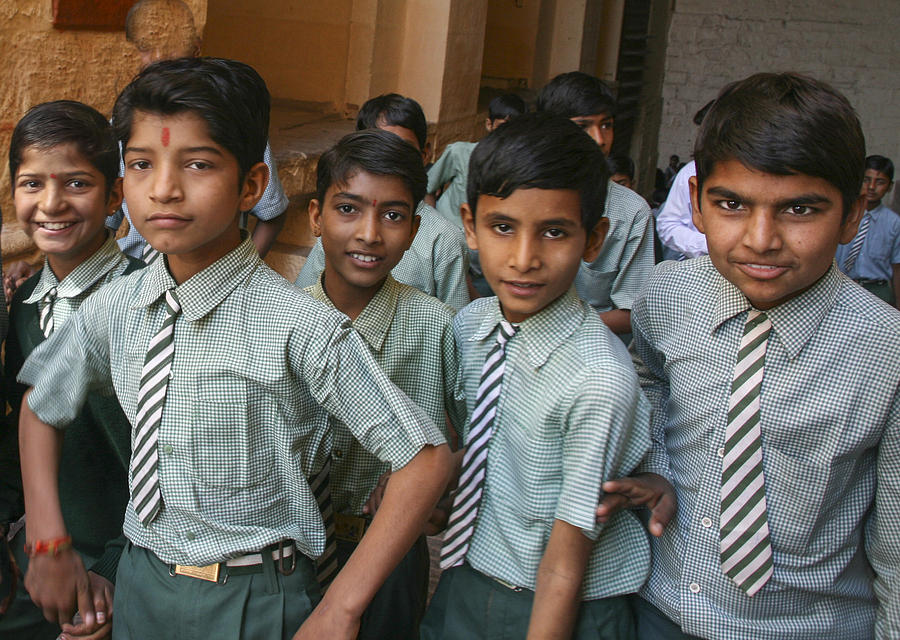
[297,202,471,311]
[575,180,655,313]
[306,274,466,515]
[23,234,130,330]
[19,236,445,566]
[427,141,476,229]
[455,289,652,600]
[631,257,900,639]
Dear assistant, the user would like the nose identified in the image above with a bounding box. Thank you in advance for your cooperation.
[742,209,782,254]
[509,233,540,272]
[585,125,612,154]
[149,162,183,204]
[39,182,67,216]
[355,210,382,245]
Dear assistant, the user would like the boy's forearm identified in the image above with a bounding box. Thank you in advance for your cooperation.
[19,390,67,540]
[305,443,451,627]
[599,308,631,335]
[527,519,592,640]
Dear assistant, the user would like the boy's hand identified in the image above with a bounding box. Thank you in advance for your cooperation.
[293,598,360,640]
[24,548,96,628]
[596,472,676,537]
[424,493,453,535]
[4,260,36,299]
[59,572,113,639]
[361,471,391,517]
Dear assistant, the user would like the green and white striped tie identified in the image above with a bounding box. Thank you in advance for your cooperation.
[39,287,58,338]
[142,241,161,265]
[720,309,774,597]
[131,289,180,525]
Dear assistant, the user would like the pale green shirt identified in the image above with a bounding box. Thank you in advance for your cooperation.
[427,141,476,229]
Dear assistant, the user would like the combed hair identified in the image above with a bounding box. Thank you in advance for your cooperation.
[695,72,865,220]
[536,71,616,119]
[316,129,427,206]
[607,155,635,181]
[488,94,527,121]
[356,94,427,151]
[9,100,119,195]
[866,155,894,181]
[467,112,609,233]
[112,57,269,182]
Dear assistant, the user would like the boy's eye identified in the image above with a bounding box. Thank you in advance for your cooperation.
[384,210,404,222]
[544,227,566,239]
[19,180,40,190]
[715,199,743,211]
[786,205,815,216]
[493,223,513,234]
[336,204,356,215]
[128,160,151,171]
[68,179,89,189]
[187,161,211,170]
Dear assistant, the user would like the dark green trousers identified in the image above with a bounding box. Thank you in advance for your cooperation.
[420,563,635,640]
[858,280,896,305]
[113,543,320,640]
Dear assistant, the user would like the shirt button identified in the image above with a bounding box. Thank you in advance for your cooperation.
[333,449,343,460]
[701,517,712,528]
[163,444,173,454]
[689,582,701,593]
[185,532,196,541]
[717,447,725,458]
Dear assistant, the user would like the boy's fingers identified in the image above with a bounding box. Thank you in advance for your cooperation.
[648,494,677,537]
[75,578,96,631]
[595,492,630,520]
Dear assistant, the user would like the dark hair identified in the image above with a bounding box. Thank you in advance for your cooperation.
[488,94,527,121]
[693,99,715,126]
[316,129,427,207]
[9,100,119,195]
[112,57,269,182]
[467,112,608,233]
[356,94,427,151]
[866,155,894,182]
[536,71,616,119]
[695,72,865,220]
[607,155,635,181]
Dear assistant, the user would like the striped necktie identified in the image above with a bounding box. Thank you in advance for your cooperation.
[131,289,180,525]
[309,461,338,590]
[142,241,161,265]
[720,309,774,596]
[440,319,517,569]
[39,287,58,338]
[842,213,870,274]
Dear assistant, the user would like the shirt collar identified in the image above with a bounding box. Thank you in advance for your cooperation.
[24,234,124,304]
[133,233,260,321]
[470,288,585,368]
[710,261,842,360]
[307,274,398,353]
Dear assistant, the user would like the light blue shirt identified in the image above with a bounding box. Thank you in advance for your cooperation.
[835,203,900,281]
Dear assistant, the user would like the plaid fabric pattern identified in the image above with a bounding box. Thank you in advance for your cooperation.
[19,236,445,566]
[426,141,476,229]
[297,203,471,311]
[452,289,652,600]
[24,235,131,330]
[575,180,655,313]
[306,274,465,514]
[111,143,288,259]
[631,257,900,639]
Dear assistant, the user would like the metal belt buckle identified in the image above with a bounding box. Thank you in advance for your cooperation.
[334,513,367,543]
[173,562,220,582]
[491,574,524,592]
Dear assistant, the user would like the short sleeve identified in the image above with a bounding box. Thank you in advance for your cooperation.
[294,239,326,288]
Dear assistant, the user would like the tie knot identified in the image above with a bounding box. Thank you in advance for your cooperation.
[44,286,58,303]
[165,289,182,315]
[497,320,518,346]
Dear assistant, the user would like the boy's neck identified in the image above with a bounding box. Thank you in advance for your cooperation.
[46,231,109,283]
[866,199,882,211]
[321,270,385,321]
[165,227,243,284]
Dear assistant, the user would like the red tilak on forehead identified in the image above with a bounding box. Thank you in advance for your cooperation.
[161,127,170,147]
[50,174,57,179]
[372,199,377,207]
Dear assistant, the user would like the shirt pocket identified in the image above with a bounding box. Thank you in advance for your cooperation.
[762,447,828,556]
[575,262,616,312]
[192,373,274,489]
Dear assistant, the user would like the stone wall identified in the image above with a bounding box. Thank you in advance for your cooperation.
[657,0,900,189]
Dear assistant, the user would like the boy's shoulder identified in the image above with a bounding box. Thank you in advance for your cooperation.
[605,179,652,224]
[832,272,900,338]
[393,278,456,324]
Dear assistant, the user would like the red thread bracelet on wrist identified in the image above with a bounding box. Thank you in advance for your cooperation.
[24,535,72,558]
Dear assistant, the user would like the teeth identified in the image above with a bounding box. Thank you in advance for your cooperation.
[38,222,75,230]
[747,264,778,270]
[350,253,379,263]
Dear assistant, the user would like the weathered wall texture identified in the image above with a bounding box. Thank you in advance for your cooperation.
[657,0,900,178]
[0,0,206,261]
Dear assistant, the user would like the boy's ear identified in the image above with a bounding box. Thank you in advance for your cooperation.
[460,202,479,251]
[839,193,867,244]
[689,175,705,234]
[308,199,323,237]
[582,218,608,263]
[484,118,493,132]
[405,213,421,251]
[239,161,269,213]
[106,176,124,214]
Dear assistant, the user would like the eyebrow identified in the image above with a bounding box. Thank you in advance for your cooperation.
[482,211,579,227]
[705,186,834,208]
[123,145,224,156]
[17,170,94,179]
[333,192,411,209]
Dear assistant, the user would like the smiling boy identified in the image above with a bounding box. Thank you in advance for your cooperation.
[421,112,651,639]
[16,58,450,640]
[630,73,900,639]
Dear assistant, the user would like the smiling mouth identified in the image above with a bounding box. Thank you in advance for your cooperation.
[348,252,382,263]
[36,221,76,230]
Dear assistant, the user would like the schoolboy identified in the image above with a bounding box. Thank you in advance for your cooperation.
[0,100,142,640]
[420,112,652,639]
[16,58,450,640]
[304,128,465,638]
[835,155,900,306]
[608,155,636,190]
[630,73,900,639]
[536,71,655,336]
[104,0,288,262]
[426,93,527,228]
[296,93,471,310]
